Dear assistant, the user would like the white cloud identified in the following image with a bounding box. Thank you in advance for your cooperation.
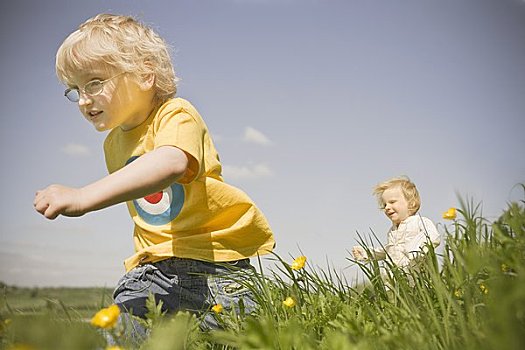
[243,127,272,146]
[61,143,91,157]
[223,163,274,180]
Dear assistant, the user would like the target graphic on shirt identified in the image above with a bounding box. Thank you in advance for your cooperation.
[126,156,185,226]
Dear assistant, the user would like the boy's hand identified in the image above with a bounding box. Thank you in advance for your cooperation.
[352,246,368,261]
[34,184,86,220]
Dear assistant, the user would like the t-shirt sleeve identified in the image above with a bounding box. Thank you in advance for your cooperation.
[153,107,204,183]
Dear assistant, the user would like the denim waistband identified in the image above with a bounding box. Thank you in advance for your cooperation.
[150,257,252,275]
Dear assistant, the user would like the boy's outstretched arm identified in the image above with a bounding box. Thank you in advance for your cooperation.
[34,146,188,220]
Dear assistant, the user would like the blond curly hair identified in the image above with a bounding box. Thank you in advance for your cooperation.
[373,176,421,215]
[56,14,178,104]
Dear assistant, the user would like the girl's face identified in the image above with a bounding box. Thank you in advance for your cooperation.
[381,186,410,226]
[68,65,155,131]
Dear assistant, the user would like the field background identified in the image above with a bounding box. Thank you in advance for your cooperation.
[1,284,113,319]
[1,194,524,349]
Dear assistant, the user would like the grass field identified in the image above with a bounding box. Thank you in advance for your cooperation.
[1,188,524,349]
[1,285,113,319]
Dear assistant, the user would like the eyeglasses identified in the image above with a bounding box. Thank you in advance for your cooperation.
[64,72,125,102]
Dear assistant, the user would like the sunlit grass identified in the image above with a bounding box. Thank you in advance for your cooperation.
[1,185,524,349]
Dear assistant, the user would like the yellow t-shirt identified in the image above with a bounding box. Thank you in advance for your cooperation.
[104,98,275,271]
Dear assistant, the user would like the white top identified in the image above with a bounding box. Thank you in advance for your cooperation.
[366,215,440,267]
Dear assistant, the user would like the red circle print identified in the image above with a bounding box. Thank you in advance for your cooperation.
[144,192,163,204]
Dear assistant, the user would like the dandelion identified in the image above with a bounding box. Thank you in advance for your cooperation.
[479,283,489,295]
[443,207,457,220]
[291,255,307,270]
[212,304,223,314]
[90,304,120,329]
[282,297,296,308]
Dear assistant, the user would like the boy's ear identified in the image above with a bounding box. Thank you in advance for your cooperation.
[139,72,155,91]
[138,60,155,90]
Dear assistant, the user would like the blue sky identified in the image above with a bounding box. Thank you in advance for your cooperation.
[1,0,524,287]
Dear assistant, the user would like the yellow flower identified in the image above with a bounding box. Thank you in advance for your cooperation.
[106,347,125,350]
[443,207,457,220]
[454,288,463,298]
[291,256,307,270]
[501,264,510,273]
[282,297,296,308]
[211,304,223,313]
[90,304,120,329]
[479,283,489,295]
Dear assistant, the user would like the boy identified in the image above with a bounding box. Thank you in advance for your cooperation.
[33,13,275,337]
[352,176,440,268]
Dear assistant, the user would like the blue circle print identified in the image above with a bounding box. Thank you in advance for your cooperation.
[126,156,185,225]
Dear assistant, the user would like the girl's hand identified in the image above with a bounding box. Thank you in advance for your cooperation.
[34,184,86,220]
[352,246,368,261]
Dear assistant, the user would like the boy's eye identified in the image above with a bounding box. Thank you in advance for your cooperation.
[84,80,104,94]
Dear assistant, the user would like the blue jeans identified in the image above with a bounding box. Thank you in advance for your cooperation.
[112,257,256,343]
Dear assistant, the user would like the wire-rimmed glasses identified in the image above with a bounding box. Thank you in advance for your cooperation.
[64,72,125,102]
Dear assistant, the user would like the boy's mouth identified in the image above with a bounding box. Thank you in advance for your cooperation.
[89,111,103,117]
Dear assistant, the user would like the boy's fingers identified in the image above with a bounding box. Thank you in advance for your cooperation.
[43,204,59,220]
[33,191,41,207]
[33,192,56,219]
[40,203,60,220]
[33,194,45,210]
[33,189,49,208]
[34,199,49,216]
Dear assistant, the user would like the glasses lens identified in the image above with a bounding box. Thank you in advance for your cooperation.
[65,89,80,102]
[84,80,104,95]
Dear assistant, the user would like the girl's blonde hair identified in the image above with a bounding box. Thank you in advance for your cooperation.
[56,14,178,104]
[373,176,421,215]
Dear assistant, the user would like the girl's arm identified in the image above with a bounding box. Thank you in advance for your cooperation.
[34,146,188,220]
[352,245,387,261]
[371,247,387,260]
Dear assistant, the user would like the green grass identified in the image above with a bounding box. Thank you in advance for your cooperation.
[1,186,524,349]
[1,285,113,319]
